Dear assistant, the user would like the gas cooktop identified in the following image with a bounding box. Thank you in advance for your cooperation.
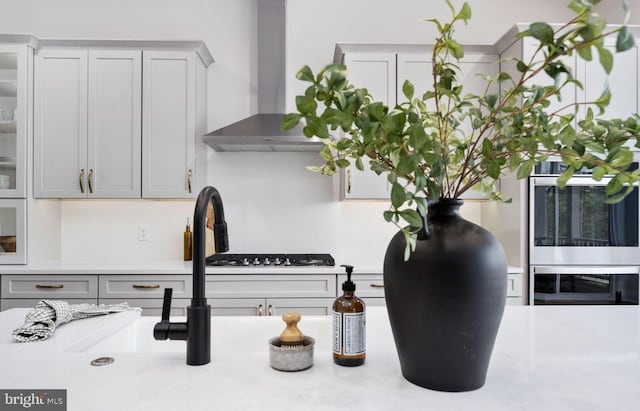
[205,253,335,267]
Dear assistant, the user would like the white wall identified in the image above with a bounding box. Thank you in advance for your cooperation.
[0,0,637,267]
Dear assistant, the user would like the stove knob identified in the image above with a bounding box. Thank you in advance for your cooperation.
[253,257,261,265]
[274,257,281,265]
[242,258,250,266]
[264,258,271,266]
[283,258,291,266]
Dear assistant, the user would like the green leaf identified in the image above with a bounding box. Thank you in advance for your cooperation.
[402,80,415,100]
[481,138,493,156]
[605,185,634,204]
[516,162,533,179]
[304,116,329,139]
[516,60,528,73]
[355,157,364,171]
[594,85,611,114]
[296,65,315,82]
[497,72,511,83]
[456,2,472,23]
[576,45,593,61]
[368,102,386,122]
[556,167,574,189]
[397,155,417,177]
[391,183,406,209]
[281,113,302,130]
[591,166,607,181]
[616,26,635,52]
[486,160,500,179]
[402,230,417,262]
[400,209,423,228]
[529,22,554,45]
[484,94,498,108]
[335,159,350,168]
[383,210,395,222]
[597,46,613,74]
[296,95,317,115]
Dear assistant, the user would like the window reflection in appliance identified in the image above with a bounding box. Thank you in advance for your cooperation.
[533,185,639,247]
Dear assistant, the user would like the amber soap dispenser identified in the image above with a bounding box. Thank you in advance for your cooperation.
[332,264,366,366]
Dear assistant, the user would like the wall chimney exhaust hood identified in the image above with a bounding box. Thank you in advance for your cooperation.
[203,0,323,152]
[203,114,323,152]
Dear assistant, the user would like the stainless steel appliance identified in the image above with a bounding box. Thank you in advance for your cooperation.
[206,253,335,267]
[529,159,640,266]
[531,266,639,305]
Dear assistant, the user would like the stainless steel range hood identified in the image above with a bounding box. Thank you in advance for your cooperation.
[203,114,323,152]
[204,0,322,152]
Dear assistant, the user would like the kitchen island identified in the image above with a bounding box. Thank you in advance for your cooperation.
[0,305,637,410]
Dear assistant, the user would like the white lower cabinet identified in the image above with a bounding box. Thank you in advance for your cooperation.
[1,298,97,310]
[1,275,98,299]
[99,298,189,317]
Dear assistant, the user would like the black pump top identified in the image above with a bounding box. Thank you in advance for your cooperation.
[341,264,355,292]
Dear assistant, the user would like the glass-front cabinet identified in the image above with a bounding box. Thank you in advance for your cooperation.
[0,199,26,264]
[0,45,28,198]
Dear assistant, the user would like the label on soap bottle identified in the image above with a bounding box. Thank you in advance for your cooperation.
[332,311,366,355]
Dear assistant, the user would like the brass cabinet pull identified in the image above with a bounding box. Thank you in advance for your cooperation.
[268,304,273,316]
[79,169,85,193]
[347,169,352,194]
[369,283,385,288]
[88,169,94,194]
[36,284,64,289]
[132,284,160,289]
[187,169,192,194]
[257,304,264,316]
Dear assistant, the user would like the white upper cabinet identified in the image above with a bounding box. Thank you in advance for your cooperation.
[34,49,88,198]
[340,52,396,200]
[35,49,140,199]
[334,45,499,201]
[33,41,211,199]
[0,44,30,198]
[578,36,638,120]
[142,51,196,199]
[88,50,142,198]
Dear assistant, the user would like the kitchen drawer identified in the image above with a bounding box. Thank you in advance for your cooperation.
[268,298,335,316]
[507,273,523,297]
[1,275,98,299]
[99,275,191,299]
[99,298,189,317]
[210,298,266,316]
[205,275,336,299]
[1,298,97,311]
[338,274,384,298]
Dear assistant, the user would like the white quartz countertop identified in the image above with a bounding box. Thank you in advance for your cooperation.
[0,259,524,275]
[0,305,636,410]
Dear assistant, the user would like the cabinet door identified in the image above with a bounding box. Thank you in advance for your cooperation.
[578,37,638,120]
[142,51,196,198]
[34,49,88,198]
[398,52,499,199]
[0,45,29,198]
[341,52,396,200]
[88,50,141,198]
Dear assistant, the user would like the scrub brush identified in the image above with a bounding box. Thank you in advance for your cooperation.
[280,312,304,349]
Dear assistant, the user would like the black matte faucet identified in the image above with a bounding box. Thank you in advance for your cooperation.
[153,186,229,365]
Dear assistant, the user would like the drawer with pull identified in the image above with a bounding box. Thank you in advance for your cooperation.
[338,274,385,298]
[1,275,98,299]
[98,275,191,299]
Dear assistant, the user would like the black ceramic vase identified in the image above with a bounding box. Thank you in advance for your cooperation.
[383,198,507,392]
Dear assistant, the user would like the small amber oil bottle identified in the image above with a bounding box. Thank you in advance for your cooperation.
[183,218,192,261]
[332,264,366,366]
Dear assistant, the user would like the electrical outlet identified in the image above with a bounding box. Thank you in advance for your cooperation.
[138,224,150,241]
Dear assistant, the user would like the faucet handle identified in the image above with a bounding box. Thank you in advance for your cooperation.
[161,288,173,322]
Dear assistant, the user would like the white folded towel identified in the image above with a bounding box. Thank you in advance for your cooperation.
[12,300,141,342]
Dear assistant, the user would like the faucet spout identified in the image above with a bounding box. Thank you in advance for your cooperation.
[193,186,229,306]
[153,186,229,366]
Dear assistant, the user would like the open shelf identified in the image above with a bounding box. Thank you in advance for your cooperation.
[0,121,16,133]
[0,80,17,97]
